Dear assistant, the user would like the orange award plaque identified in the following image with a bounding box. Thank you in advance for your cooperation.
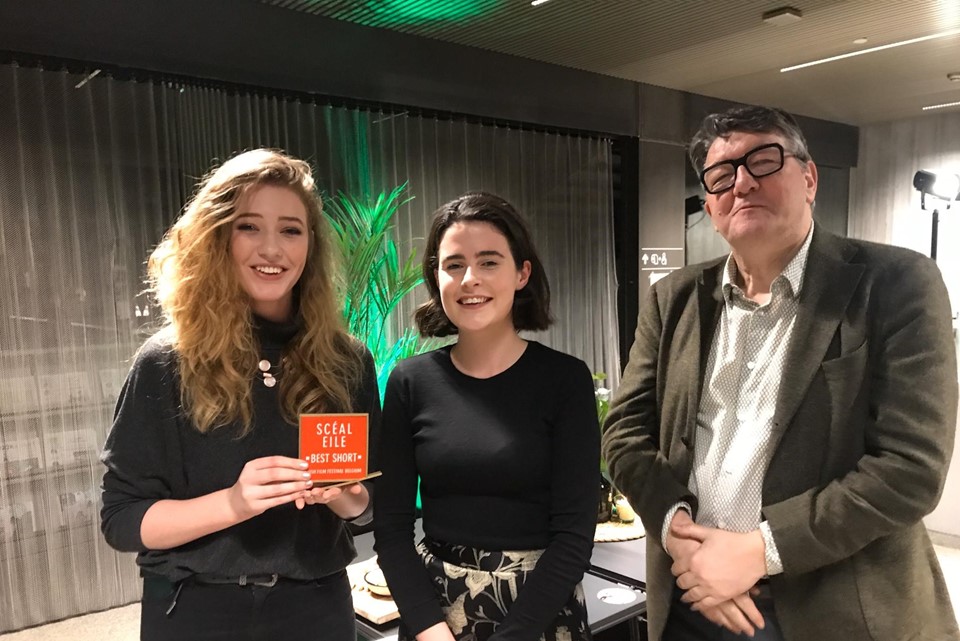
[299,413,379,486]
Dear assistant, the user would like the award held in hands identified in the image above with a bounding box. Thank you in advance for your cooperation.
[299,414,380,487]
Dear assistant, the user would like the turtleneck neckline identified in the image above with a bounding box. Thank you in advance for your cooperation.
[253,314,300,350]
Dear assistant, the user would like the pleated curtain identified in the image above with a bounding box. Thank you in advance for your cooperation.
[0,62,619,632]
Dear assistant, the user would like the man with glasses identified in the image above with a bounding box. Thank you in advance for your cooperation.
[603,105,958,641]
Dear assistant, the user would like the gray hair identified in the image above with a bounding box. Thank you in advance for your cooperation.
[688,105,812,173]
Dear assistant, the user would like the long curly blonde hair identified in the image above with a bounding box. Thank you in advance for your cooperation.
[148,149,361,435]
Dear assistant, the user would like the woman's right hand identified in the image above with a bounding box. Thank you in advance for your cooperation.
[226,456,314,521]
[140,456,312,550]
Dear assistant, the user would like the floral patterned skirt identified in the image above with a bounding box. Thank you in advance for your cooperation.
[397,537,591,641]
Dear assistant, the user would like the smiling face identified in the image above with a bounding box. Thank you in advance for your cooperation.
[229,184,309,322]
[703,130,818,254]
[436,221,531,338]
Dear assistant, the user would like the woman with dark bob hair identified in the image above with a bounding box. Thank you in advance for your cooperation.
[100,149,381,641]
[374,192,599,641]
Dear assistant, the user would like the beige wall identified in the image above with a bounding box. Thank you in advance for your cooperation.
[849,111,960,537]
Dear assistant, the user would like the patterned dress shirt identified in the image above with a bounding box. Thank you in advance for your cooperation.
[663,223,815,575]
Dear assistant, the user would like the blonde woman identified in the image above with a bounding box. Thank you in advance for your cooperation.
[101,149,380,641]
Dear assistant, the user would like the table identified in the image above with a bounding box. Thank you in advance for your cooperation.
[589,536,647,589]
[351,528,647,640]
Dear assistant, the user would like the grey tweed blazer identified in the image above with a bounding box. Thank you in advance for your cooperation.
[603,226,959,641]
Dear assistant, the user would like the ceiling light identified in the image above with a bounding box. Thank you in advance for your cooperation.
[948,72,960,82]
[531,0,552,5]
[781,28,960,72]
[922,100,960,111]
[762,6,803,25]
[853,37,868,44]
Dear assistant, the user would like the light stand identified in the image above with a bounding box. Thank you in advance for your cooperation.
[918,191,941,260]
[913,169,960,260]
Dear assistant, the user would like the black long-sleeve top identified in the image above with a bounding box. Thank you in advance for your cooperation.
[373,341,599,641]
[100,317,381,582]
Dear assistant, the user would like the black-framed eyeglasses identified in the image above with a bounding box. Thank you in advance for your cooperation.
[699,143,795,195]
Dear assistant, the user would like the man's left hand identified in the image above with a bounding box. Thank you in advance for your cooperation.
[670,521,766,607]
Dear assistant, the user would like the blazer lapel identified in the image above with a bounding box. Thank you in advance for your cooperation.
[771,228,864,443]
[686,261,725,445]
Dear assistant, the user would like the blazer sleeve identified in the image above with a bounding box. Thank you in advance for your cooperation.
[764,252,958,575]
[601,281,699,545]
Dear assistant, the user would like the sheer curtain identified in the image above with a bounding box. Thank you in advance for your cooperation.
[0,64,177,632]
[0,63,618,632]
[365,113,619,380]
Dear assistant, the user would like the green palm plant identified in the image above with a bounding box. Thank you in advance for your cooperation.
[324,184,434,395]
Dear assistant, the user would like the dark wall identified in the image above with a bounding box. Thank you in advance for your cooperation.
[0,0,640,137]
[639,84,858,168]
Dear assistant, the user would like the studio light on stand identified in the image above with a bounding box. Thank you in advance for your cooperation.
[913,169,960,260]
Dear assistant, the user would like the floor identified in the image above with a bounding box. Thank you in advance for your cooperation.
[3,545,960,640]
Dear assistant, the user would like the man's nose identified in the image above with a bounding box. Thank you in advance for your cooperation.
[733,164,759,195]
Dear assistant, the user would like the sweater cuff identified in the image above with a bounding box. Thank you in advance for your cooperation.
[399,600,447,638]
[346,500,373,527]
[101,498,161,553]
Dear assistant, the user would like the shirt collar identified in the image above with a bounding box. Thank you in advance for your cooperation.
[721,221,815,303]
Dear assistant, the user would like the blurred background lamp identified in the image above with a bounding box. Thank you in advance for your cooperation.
[913,169,960,260]
[913,169,960,201]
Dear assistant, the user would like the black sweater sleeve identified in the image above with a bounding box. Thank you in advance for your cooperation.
[373,362,447,634]
[491,361,599,641]
[100,338,178,552]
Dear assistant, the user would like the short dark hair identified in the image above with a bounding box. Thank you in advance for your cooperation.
[414,192,552,337]
[688,105,812,173]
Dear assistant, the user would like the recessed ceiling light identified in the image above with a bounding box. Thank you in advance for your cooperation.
[531,0,552,5]
[922,100,960,111]
[853,37,868,44]
[782,28,960,72]
[949,72,960,82]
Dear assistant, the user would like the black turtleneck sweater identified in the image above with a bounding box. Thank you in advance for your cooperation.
[100,318,381,582]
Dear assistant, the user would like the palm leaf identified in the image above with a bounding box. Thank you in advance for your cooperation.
[324,184,433,398]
